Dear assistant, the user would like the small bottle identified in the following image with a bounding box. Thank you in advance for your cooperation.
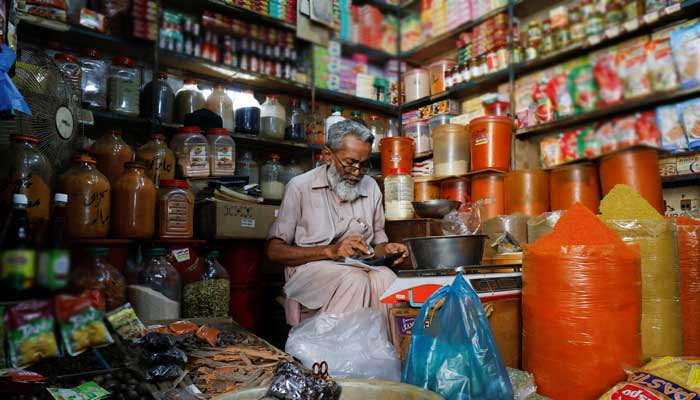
[0,194,36,297]
[350,110,366,127]
[324,107,346,143]
[285,99,307,142]
[37,193,71,292]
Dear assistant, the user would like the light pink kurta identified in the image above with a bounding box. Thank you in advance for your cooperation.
[268,166,397,326]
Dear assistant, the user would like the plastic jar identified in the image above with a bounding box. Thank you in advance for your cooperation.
[440,177,470,207]
[598,147,664,214]
[550,162,601,212]
[236,151,260,185]
[433,124,470,177]
[128,247,181,321]
[285,99,306,142]
[182,250,230,318]
[207,128,236,176]
[260,95,286,140]
[136,133,175,186]
[504,169,550,216]
[108,56,140,116]
[403,68,430,102]
[170,126,210,178]
[205,85,234,132]
[379,137,415,177]
[470,115,513,172]
[484,100,510,116]
[471,172,505,220]
[158,179,194,238]
[70,247,126,311]
[261,154,286,200]
[111,162,157,238]
[234,90,261,135]
[54,53,82,97]
[324,106,346,142]
[140,73,175,123]
[58,155,111,238]
[175,80,205,124]
[79,48,107,109]
[384,172,414,220]
[386,119,400,138]
[0,134,52,228]
[368,115,385,153]
[414,177,440,202]
[90,129,134,185]
[403,121,431,155]
[428,58,456,94]
[429,113,457,135]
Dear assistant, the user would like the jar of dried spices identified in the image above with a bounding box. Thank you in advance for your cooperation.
[182,249,230,318]
[70,247,126,311]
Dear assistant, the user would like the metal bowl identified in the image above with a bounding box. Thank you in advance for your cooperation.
[411,200,462,219]
[404,235,487,269]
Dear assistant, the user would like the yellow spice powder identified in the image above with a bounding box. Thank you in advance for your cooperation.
[599,184,663,220]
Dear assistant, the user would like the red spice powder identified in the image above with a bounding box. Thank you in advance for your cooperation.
[676,216,700,226]
[531,202,624,250]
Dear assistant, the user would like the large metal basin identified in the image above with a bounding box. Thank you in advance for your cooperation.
[405,235,487,269]
[212,379,443,400]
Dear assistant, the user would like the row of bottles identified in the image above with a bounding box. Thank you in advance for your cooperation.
[323,107,396,153]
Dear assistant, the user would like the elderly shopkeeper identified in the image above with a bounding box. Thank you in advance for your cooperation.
[267,119,408,326]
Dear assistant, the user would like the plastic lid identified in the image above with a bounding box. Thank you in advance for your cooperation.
[469,115,514,125]
[331,106,343,112]
[11,134,39,143]
[124,161,146,169]
[388,168,411,175]
[270,154,280,159]
[266,95,280,100]
[143,247,167,257]
[54,53,79,63]
[207,128,230,135]
[86,247,110,257]
[351,111,362,117]
[405,121,428,127]
[352,54,369,64]
[54,193,68,203]
[72,154,97,164]
[13,194,28,205]
[150,133,166,141]
[112,56,135,67]
[178,126,201,134]
[160,179,189,188]
[80,48,101,58]
[380,136,414,144]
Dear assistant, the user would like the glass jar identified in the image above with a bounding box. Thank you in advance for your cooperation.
[234,90,261,135]
[540,19,554,55]
[70,247,126,311]
[136,133,175,186]
[451,65,462,87]
[386,118,399,138]
[236,151,260,185]
[282,159,304,184]
[554,26,570,50]
[54,53,82,101]
[0,134,52,230]
[128,247,181,321]
[569,7,586,42]
[108,56,140,116]
[367,115,384,153]
[285,99,306,142]
[111,162,156,238]
[309,113,326,145]
[79,48,107,109]
[207,128,236,176]
[158,179,194,239]
[170,126,210,178]
[261,154,285,200]
[527,20,542,49]
[584,0,604,38]
[606,1,625,31]
[175,80,205,124]
[384,173,414,221]
[181,250,230,318]
[91,129,134,185]
[140,73,175,124]
[205,85,234,132]
[58,155,110,238]
[260,95,286,140]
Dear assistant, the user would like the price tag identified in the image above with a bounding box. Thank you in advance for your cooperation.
[172,248,191,263]
[624,19,639,32]
[665,3,681,15]
[605,26,620,39]
[643,11,659,24]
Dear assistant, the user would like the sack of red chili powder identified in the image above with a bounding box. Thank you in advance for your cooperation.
[674,216,700,356]
[523,203,642,400]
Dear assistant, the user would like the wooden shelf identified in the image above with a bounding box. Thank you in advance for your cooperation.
[542,144,666,170]
[340,41,397,65]
[231,132,323,153]
[162,0,295,31]
[662,174,700,188]
[315,88,398,115]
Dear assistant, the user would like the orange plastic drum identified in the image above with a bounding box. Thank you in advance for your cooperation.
[598,147,663,214]
[504,169,550,216]
[379,137,414,177]
[471,172,504,220]
[470,115,513,172]
[440,177,470,207]
[414,177,441,202]
[550,162,601,212]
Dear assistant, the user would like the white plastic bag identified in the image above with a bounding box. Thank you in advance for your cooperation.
[284,309,401,382]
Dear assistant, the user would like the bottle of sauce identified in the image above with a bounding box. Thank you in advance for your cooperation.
[37,193,70,293]
[136,133,175,187]
[59,155,111,238]
[91,129,134,185]
[234,90,261,135]
[112,162,157,238]
[0,194,36,297]
[205,85,234,132]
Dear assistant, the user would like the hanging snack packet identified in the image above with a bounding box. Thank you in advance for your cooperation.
[540,137,561,168]
[532,79,555,123]
[592,47,623,105]
[616,37,652,99]
[613,115,638,148]
[560,130,580,162]
[670,22,700,89]
[635,111,662,147]
[56,291,114,356]
[657,104,688,151]
[106,303,145,341]
[647,36,679,92]
[5,301,60,368]
[596,121,618,153]
[545,72,575,119]
[679,98,700,149]
[569,63,598,113]
[578,126,600,158]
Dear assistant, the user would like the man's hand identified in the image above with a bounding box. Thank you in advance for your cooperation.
[384,242,409,266]
[327,236,371,259]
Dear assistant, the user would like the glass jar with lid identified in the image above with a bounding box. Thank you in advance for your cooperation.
[384,171,414,221]
[367,115,385,153]
[111,162,156,238]
[108,56,140,116]
[79,48,107,109]
[70,247,126,311]
[128,247,181,321]
[207,128,236,176]
[58,155,111,238]
[261,154,285,200]
[140,73,175,124]
[91,129,134,185]
[181,249,230,318]
[54,53,82,100]
[282,158,304,184]
[175,80,205,124]
[260,95,286,140]
[569,7,586,42]
[170,126,210,178]
[205,85,234,132]
[539,19,554,55]
[136,133,175,186]
[236,151,260,185]
[386,118,399,138]
[157,179,194,239]
[234,90,261,135]
[0,134,52,230]
[285,99,306,142]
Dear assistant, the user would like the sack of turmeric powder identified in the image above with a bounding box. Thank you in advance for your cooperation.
[599,357,700,399]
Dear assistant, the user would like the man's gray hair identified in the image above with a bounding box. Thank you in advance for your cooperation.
[326,119,374,151]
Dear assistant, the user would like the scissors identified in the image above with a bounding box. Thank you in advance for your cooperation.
[312,361,330,380]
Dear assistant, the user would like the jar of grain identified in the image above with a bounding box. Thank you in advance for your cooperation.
[91,129,134,185]
[70,247,126,311]
[59,155,111,238]
[170,126,210,178]
[136,133,175,186]
[261,154,285,200]
[158,179,194,239]
[111,162,157,238]
[128,247,181,321]
[384,172,414,220]
[182,249,230,318]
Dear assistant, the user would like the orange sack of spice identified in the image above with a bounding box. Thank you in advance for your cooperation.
[675,216,700,356]
[523,202,643,400]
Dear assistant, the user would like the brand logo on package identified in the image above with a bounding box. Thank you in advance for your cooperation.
[474,134,488,146]
[626,373,699,400]
[611,384,661,400]
[395,316,415,335]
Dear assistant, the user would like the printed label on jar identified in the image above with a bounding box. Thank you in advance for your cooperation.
[474,134,489,146]
[216,145,233,162]
[189,145,208,168]
[172,248,191,262]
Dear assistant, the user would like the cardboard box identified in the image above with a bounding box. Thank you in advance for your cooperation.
[664,186,700,217]
[196,199,279,239]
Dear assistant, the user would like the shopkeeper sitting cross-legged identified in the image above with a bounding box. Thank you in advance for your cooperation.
[266,119,408,327]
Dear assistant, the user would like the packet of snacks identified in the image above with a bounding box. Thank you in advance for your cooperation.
[56,291,113,356]
[5,301,60,368]
[598,357,700,400]
[670,22,700,89]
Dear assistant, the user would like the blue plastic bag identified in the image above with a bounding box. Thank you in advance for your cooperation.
[402,272,513,400]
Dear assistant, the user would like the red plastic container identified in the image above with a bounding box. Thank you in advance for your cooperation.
[221,240,264,285]
[471,172,505,220]
[598,147,663,214]
[380,137,414,177]
[470,115,514,172]
[230,284,262,331]
[440,177,470,208]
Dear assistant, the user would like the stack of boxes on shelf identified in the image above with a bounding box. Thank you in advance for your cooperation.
[338,3,399,55]
[420,0,509,42]
[131,0,158,41]
[268,0,297,24]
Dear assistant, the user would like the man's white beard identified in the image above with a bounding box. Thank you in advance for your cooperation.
[328,163,360,202]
